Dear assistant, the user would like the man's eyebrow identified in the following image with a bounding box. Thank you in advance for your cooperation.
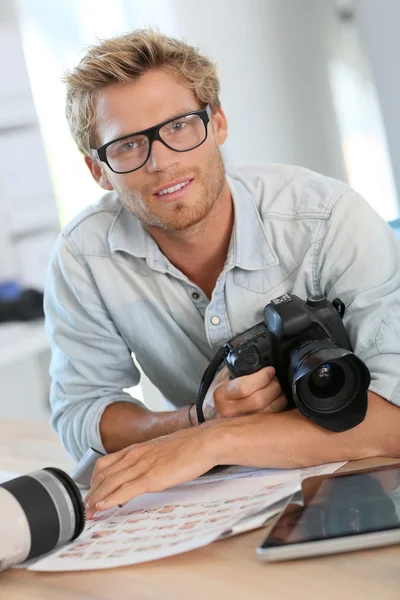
[159,107,200,124]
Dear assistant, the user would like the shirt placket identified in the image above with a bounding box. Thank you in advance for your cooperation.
[204,271,232,348]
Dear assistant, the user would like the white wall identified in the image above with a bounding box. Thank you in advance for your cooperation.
[125,0,348,181]
[353,0,400,214]
[0,0,58,419]
[0,0,59,290]
[18,0,399,219]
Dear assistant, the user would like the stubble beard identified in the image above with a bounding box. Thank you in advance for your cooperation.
[115,149,226,233]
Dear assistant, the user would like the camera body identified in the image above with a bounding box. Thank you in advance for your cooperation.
[224,293,370,431]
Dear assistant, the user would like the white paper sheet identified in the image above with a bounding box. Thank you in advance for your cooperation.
[23,461,345,571]
[0,463,345,571]
[28,475,298,571]
[179,461,347,488]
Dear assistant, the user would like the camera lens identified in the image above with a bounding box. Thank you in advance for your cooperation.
[298,357,358,413]
[289,339,370,431]
[308,363,345,398]
[0,467,85,571]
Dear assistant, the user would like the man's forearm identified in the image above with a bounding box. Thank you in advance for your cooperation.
[100,401,195,453]
[212,392,400,468]
[86,391,400,514]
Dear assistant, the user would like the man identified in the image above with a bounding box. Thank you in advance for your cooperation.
[44,30,400,517]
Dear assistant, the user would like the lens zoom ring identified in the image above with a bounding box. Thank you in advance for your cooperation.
[290,341,321,370]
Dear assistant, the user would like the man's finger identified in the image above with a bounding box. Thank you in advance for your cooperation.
[95,478,149,512]
[261,393,288,414]
[88,451,139,500]
[87,462,146,513]
[218,366,276,402]
[87,449,132,504]
[89,449,127,488]
[218,378,282,417]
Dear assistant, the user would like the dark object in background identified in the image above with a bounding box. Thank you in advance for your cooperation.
[196,293,370,432]
[0,288,44,323]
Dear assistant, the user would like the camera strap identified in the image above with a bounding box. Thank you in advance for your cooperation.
[195,345,229,424]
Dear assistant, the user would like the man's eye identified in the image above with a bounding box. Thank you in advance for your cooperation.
[170,121,186,132]
[114,137,147,153]
[120,140,137,152]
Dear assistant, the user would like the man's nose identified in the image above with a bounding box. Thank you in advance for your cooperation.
[146,140,179,173]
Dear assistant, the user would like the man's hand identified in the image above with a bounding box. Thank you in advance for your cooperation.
[85,426,219,518]
[201,365,288,421]
[85,367,287,516]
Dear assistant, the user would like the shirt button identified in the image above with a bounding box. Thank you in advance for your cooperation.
[211,316,220,326]
[192,292,200,300]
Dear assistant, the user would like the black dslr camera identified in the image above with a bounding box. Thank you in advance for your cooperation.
[196,293,370,432]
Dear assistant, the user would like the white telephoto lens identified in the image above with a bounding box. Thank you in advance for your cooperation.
[0,487,31,570]
[0,467,85,571]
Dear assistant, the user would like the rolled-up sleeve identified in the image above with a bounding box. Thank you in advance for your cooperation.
[317,190,400,407]
[44,234,142,461]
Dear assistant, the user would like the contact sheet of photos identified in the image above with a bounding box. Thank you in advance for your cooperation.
[25,462,344,571]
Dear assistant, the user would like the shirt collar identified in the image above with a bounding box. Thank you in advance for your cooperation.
[108,203,168,273]
[227,171,278,270]
[108,171,278,272]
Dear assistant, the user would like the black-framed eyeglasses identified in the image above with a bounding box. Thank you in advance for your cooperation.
[90,105,211,174]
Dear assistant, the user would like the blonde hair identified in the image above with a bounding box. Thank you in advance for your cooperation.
[64,29,221,155]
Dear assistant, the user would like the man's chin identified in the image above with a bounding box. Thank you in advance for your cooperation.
[151,213,206,233]
[145,202,210,232]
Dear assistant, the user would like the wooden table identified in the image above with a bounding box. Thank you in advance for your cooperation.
[0,419,399,600]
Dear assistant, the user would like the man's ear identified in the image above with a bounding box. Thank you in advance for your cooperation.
[210,106,228,146]
[84,156,114,191]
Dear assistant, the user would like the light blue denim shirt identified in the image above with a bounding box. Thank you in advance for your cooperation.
[44,164,400,461]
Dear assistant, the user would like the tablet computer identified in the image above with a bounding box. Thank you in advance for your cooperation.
[257,463,400,562]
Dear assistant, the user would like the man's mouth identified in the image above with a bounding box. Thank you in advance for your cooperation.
[154,178,193,197]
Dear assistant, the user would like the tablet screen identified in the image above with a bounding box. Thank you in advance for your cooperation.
[260,464,400,548]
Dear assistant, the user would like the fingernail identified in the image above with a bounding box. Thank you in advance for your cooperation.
[266,366,275,376]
